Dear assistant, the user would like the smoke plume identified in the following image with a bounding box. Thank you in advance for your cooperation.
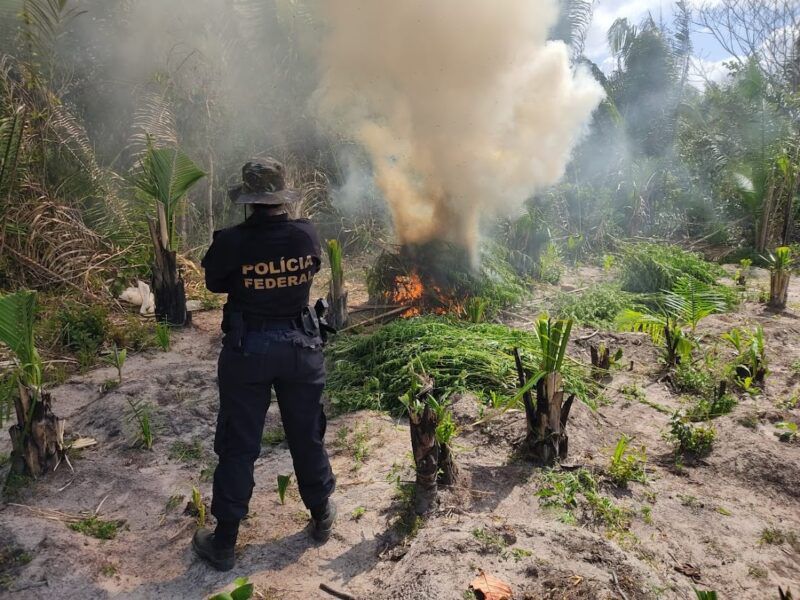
[315,0,604,254]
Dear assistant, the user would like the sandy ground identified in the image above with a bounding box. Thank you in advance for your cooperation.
[0,266,798,599]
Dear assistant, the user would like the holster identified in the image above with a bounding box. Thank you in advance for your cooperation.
[300,306,321,337]
[227,311,246,351]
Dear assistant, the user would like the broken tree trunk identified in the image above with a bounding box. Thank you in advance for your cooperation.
[437,442,459,487]
[514,348,574,466]
[589,344,620,382]
[769,269,790,310]
[408,375,439,515]
[9,385,65,477]
[148,203,189,326]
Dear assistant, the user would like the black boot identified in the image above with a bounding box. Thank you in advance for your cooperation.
[310,500,337,542]
[192,528,235,571]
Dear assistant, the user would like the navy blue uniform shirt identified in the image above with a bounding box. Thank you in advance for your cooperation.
[201,211,322,323]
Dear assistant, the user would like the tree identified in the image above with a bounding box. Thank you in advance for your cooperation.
[133,141,205,326]
[0,290,66,477]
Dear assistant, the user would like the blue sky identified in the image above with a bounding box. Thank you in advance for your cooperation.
[584,0,732,86]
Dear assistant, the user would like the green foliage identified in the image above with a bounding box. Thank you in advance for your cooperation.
[126,398,154,450]
[154,320,171,351]
[191,486,206,526]
[168,439,205,463]
[774,422,798,443]
[722,325,768,388]
[464,296,489,324]
[0,290,42,389]
[69,516,123,540]
[617,277,725,365]
[685,392,737,422]
[57,302,109,366]
[108,316,155,352]
[133,140,206,250]
[326,238,343,291]
[326,316,591,414]
[552,284,636,328]
[536,242,563,284]
[277,474,292,505]
[765,246,792,273]
[694,590,718,600]
[537,468,632,532]
[262,427,285,447]
[618,243,724,294]
[608,436,647,487]
[667,414,715,456]
[102,344,126,383]
[209,578,254,600]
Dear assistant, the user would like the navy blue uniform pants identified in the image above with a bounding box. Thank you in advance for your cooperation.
[210,329,335,523]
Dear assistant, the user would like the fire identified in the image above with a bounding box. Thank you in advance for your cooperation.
[390,272,462,317]
[392,272,424,304]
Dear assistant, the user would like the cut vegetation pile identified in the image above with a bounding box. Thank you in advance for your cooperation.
[366,241,527,315]
[325,316,591,414]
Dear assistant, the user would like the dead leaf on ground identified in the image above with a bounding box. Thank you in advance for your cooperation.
[469,571,513,600]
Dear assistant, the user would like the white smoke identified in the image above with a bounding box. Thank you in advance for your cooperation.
[314,0,605,255]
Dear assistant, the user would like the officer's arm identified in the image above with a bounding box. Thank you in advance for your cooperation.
[201,231,234,293]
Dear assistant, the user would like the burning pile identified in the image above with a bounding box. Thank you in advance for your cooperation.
[366,241,527,317]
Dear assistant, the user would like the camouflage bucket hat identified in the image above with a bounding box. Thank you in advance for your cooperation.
[228,159,301,205]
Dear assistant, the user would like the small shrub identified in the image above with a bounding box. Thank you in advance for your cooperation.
[607,436,647,487]
[102,344,127,383]
[536,242,563,284]
[774,422,798,443]
[722,326,768,389]
[667,414,715,457]
[127,398,154,450]
[57,302,109,354]
[69,516,123,540]
[685,393,737,422]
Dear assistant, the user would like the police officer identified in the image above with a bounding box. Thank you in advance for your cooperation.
[192,159,336,572]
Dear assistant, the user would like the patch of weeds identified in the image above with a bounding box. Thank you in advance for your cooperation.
[69,516,124,540]
[472,527,531,562]
[747,565,768,580]
[126,398,154,450]
[168,439,205,463]
[684,392,737,422]
[607,435,647,487]
[666,414,715,458]
[165,494,184,512]
[262,427,286,447]
[100,563,118,577]
[155,320,171,352]
[672,363,716,397]
[510,547,532,562]
[199,462,216,483]
[678,494,701,509]
[641,506,653,524]
[463,591,479,600]
[774,421,798,442]
[791,359,800,376]
[536,468,632,534]
[335,423,371,470]
[108,316,156,352]
[552,284,636,329]
[759,527,800,552]
[56,302,109,367]
[100,378,120,393]
[351,506,366,521]
[777,394,799,410]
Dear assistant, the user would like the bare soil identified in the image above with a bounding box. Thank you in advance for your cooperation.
[0,266,798,599]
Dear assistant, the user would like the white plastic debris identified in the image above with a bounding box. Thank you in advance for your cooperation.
[119,280,156,316]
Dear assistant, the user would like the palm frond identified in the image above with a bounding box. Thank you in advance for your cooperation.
[0,290,41,388]
[664,277,726,329]
[616,309,666,345]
